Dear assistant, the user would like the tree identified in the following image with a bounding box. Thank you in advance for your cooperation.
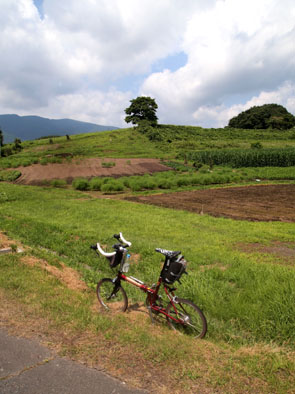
[228,104,295,130]
[125,96,158,126]
[14,138,22,151]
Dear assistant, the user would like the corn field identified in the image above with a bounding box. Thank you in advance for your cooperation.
[186,148,295,167]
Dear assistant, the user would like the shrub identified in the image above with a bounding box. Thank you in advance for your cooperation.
[102,161,115,168]
[129,180,142,191]
[251,142,263,149]
[101,181,124,193]
[50,179,67,188]
[40,158,48,165]
[0,170,21,182]
[72,178,89,190]
[89,177,103,191]
[157,178,176,189]
[199,165,210,173]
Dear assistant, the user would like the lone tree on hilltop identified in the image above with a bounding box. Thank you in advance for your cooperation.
[228,104,295,130]
[125,96,158,127]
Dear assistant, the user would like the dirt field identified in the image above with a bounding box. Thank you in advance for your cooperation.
[15,158,170,185]
[126,184,295,222]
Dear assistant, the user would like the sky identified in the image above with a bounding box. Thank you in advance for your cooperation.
[0,0,294,128]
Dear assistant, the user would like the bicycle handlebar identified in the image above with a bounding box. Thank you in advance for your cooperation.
[91,232,131,257]
[117,232,132,247]
[96,243,116,257]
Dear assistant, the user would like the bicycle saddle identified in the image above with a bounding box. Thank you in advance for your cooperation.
[155,248,181,258]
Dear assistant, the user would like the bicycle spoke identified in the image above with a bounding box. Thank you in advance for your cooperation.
[96,278,128,312]
[166,298,207,338]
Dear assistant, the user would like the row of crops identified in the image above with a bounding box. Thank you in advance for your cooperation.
[186,148,295,167]
[71,170,244,192]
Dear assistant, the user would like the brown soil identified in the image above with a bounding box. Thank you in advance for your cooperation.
[14,158,170,185]
[236,241,295,264]
[0,231,23,250]
[126,184,295,222]
[20,255,88,291]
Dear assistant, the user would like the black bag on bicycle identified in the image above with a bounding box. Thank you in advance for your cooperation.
[161,255,187,284]
[107,250,123,268]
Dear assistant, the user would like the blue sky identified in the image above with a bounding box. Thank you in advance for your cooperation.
[1,0,295,127]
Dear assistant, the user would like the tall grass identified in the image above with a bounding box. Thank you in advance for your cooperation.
[1,182,295,347]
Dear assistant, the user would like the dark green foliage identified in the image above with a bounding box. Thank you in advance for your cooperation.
[14,138,22,151]
[228,104,295,130]
[0,170,21,181]
[125,96,158,126]
[186,148,295,167]
[50,179,67,188]
[89,177,103,191]
[100,180,124,192]
[101,161,115,168]
[250,142,263,149]
[72,178,90,190]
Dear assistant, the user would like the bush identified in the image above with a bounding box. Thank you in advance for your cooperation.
[50,179,67,188]
[40,158,49,165]
[0,170,21,182]
[251,142,263,149]
[101,181,124,193]
[199,165,210,173]
[89,177,103,191]
[129,180,142,191]
[72,178,90,190]
[101,161,115,168]
[157,178,176,189]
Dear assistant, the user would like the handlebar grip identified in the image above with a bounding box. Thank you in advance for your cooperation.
[119,232,132,247]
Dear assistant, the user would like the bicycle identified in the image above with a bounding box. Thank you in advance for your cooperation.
[91,233,207,339]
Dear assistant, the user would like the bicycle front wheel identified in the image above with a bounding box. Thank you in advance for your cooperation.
[166,298,207,339]
[96,278,128,313]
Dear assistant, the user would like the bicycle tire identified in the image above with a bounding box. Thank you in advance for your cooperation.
[96,278,128,312]
[166,298,207,339]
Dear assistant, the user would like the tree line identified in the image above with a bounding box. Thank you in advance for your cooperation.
[124,97,295,131]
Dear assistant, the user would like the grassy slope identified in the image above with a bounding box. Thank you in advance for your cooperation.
[1,125,295,169]
[1,182,295,392]
[1,125,295,392]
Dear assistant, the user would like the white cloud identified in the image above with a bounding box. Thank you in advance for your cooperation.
[142,0,295,126]
[192,82,295,127]
[0,0,294,127]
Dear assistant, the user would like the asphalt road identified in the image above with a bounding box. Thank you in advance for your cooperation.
[0,328,146,394]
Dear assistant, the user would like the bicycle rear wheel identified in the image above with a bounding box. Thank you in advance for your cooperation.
[96,278,128,312]
[166,298,207,339]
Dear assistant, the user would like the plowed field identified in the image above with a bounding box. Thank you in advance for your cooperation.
[126,184,295,222]
[15,158,170,185]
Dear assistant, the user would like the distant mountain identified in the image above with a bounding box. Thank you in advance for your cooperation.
[0,114,119,143]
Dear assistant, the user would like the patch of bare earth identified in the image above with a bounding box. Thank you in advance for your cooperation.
[0,231,24,250]
[20,255,88,291]
[14,158,171,185]
[236,241,295,265]
[126,184,295,222]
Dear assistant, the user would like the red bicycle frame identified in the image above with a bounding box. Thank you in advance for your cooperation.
[119,272,183,324]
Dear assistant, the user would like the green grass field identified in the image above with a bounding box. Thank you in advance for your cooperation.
[1,125,295,392]
[1,181,294,345]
